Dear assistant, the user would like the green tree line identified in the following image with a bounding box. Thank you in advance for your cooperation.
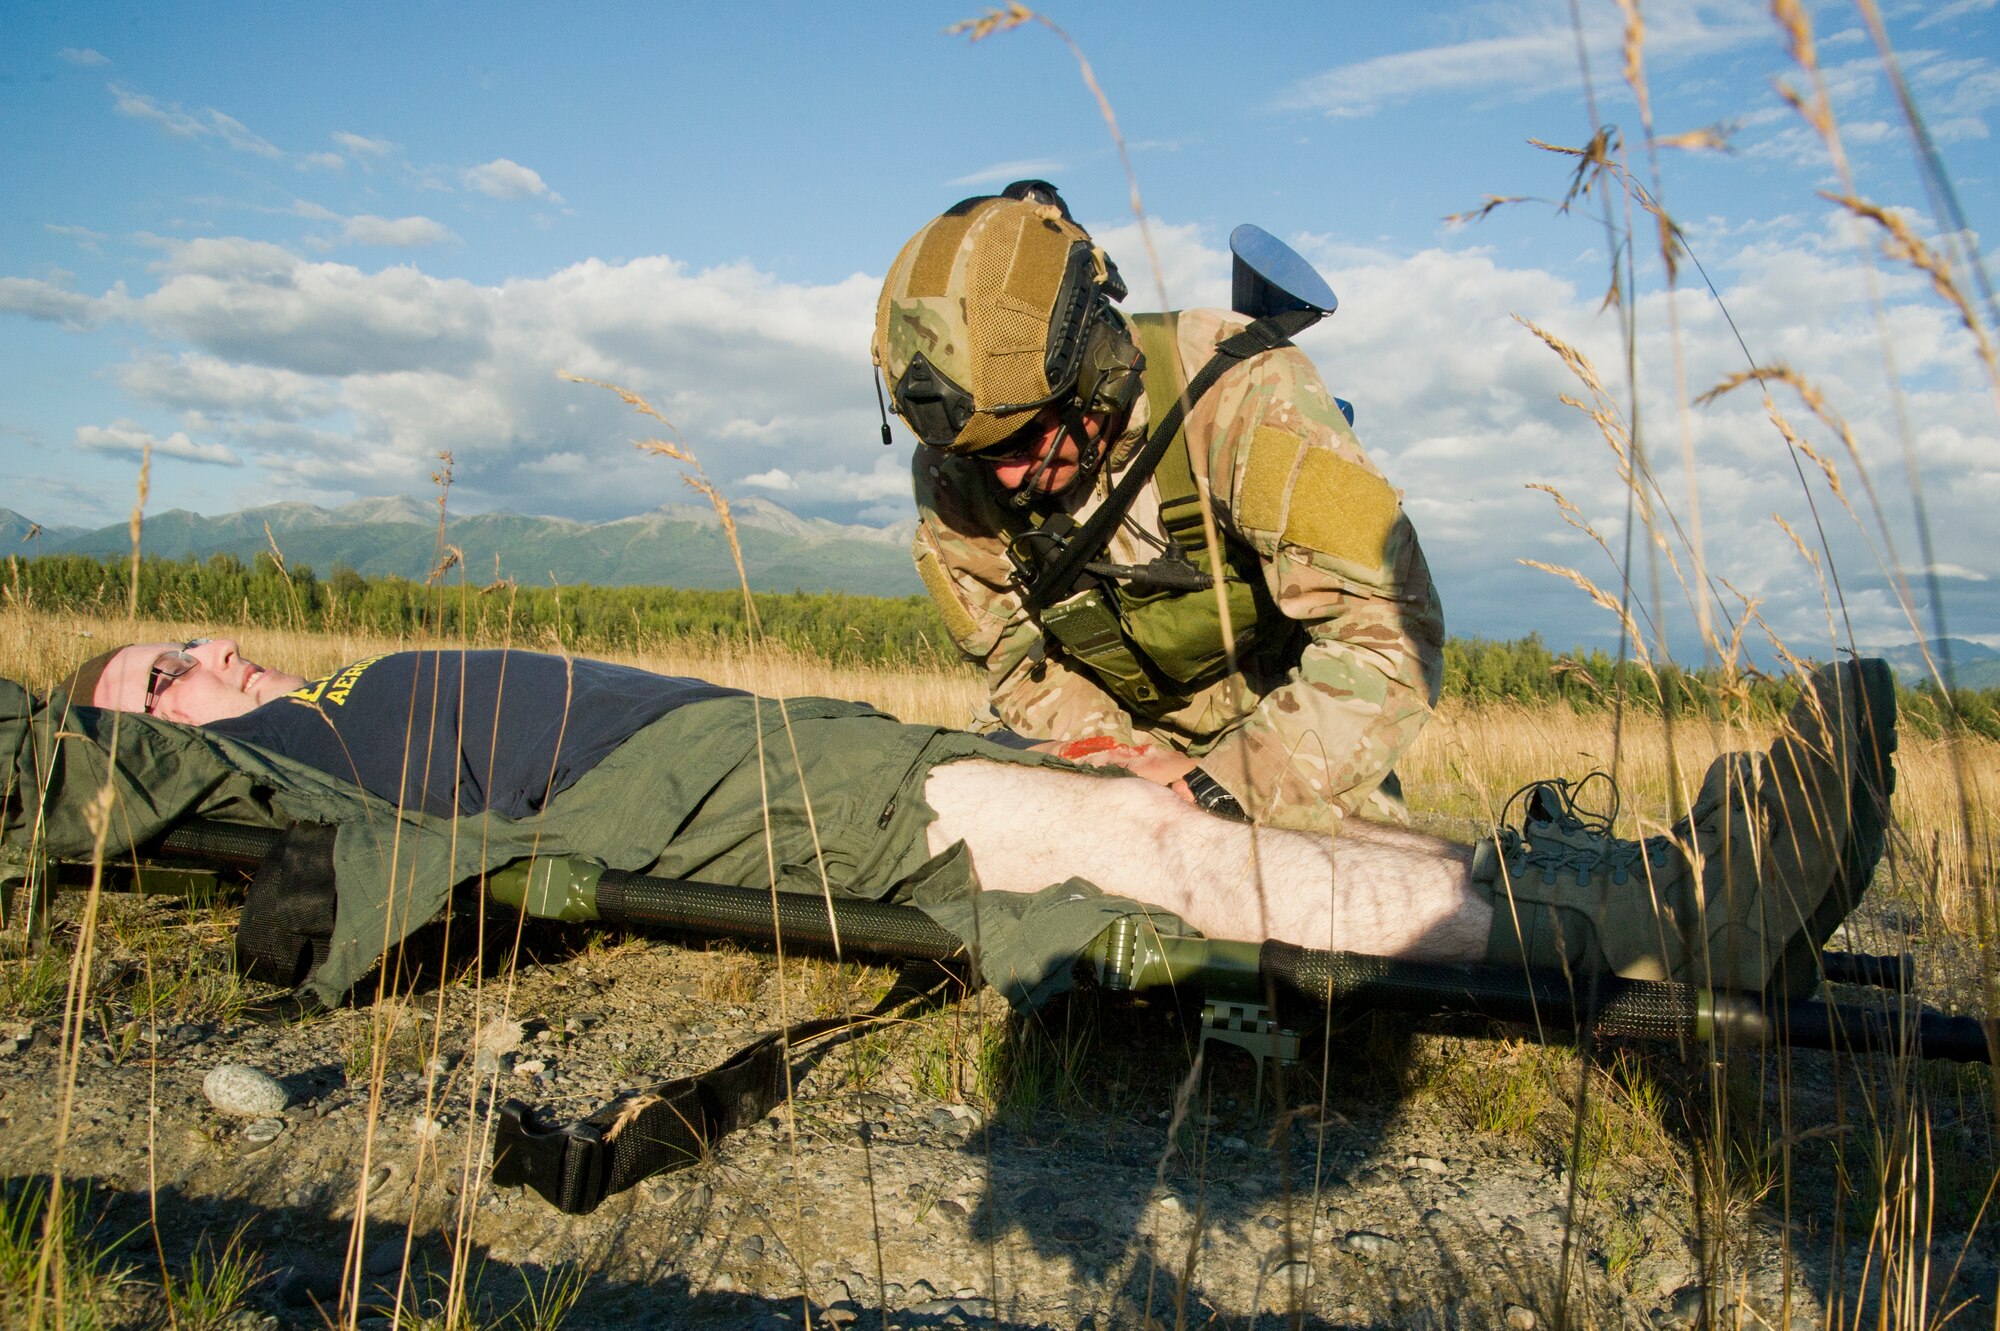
[9,552,1996,738]
[5,551,955,666]
[1444,633,2000,740]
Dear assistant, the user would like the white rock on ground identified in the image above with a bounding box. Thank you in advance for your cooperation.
[202,1064,288,1117]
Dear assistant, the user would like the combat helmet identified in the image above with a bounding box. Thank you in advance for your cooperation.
[872,181,1144,462]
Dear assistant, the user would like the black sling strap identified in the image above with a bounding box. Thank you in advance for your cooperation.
[235,821,340,989]
[492,971,951,1214]
[1021,306,1322,611]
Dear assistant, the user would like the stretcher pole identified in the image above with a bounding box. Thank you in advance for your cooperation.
[135,819,1994,1065]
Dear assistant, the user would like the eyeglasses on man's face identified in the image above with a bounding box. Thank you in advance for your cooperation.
[144,639,212,715]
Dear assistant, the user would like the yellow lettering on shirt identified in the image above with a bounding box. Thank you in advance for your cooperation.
[285,654,386,709]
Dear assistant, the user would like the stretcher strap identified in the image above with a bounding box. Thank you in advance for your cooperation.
[492,982,942,1214]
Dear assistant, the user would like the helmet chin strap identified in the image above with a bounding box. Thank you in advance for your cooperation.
[1005,403,1103,511]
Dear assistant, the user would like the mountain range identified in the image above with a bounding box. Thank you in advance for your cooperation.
[2,498,924,598]
[1869,638,2000,690]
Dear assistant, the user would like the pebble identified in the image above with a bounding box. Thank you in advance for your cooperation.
[1052,1215,1100,1244]
[514,1059,547,1078]
[472,1049,503,1078]
[1661,1284,1710,1327]
[1505,1303,1538,1330]
[363,1240,405,1277]
[473,1017,523,1056]
[1259,1258,1315,1311]
[278,1268,342,1308]
[1341,1230,1404,1261]
[1155,1195,1184,1214]
[242,1117,284,1143]
[203,1064,289,1117]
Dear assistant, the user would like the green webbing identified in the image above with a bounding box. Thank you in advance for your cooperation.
[1130,313,1205,547]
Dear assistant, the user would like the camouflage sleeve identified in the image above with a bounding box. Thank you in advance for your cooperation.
[1174,313,1446,828]
[911,450,1140,743]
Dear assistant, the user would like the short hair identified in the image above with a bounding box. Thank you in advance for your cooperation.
[55,646,130,709]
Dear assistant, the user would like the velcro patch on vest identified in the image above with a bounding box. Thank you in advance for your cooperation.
[916,548,981,646]
[1238,426,1306,534]
[1284,449,1401,570]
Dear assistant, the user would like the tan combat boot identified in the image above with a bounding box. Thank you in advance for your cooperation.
[1476,659,1897,995]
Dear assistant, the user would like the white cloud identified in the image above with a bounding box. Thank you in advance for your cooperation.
[75,420,241,466]
[138,238,493,374]
[109,84,282,157]
[44,223,106,252]
[299,152,346,171]
[114,354,336,421]
[0,277,110,329]
[1274,3,1767,119]
[1091,220,1232,311]
[1915,0,1997,28]
[463,158,553,200]
[944,158,1068,188]
[342,214,458,248]
[332,131,395,157]
[743,457,907,503]
[56,47,108,66]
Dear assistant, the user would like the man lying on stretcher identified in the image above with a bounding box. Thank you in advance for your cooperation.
[58,637,1897,999]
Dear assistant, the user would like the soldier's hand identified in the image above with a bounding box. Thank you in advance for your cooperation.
[1033,737,1200,796]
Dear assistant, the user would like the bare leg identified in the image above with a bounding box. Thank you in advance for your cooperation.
[923,761,1491,961]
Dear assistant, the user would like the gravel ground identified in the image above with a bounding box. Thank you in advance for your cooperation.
[3,889,1996,1331]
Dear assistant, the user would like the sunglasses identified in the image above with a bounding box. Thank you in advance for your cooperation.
[966,405,1068,464]
[144,639,212,714]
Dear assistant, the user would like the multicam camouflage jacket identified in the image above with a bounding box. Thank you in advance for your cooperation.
[913,308,1445,834]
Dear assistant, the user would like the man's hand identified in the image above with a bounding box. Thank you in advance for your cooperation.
[1032,737,1201,802]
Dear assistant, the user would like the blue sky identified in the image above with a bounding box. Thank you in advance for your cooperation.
[3,1,1996,661]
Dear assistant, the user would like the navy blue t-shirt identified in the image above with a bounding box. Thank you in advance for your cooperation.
[207,650,743,819]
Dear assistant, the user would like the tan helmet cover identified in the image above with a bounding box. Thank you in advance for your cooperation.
[873,194,1114,452]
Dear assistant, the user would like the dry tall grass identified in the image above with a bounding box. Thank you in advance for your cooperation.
[1402,697,1999,934]
[4,606,987,734]
[14,603,1994,938]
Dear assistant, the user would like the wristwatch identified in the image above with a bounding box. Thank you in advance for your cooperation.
[1182,767,1247,821]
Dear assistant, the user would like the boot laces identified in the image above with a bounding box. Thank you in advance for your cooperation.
[1498,774,1671,886]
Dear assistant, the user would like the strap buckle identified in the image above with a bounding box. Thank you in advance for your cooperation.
[493,1100,610,1215]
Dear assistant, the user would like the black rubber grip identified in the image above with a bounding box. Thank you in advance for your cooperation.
[1262,941,1994,1064]
[1261,940,1698,1040]
[1820,950,1914,992]
[1707,993,1997,1063]
[157,820,284,870]
[595,870,964,961]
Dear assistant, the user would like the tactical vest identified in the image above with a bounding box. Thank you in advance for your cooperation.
[1010,312,1286,719]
